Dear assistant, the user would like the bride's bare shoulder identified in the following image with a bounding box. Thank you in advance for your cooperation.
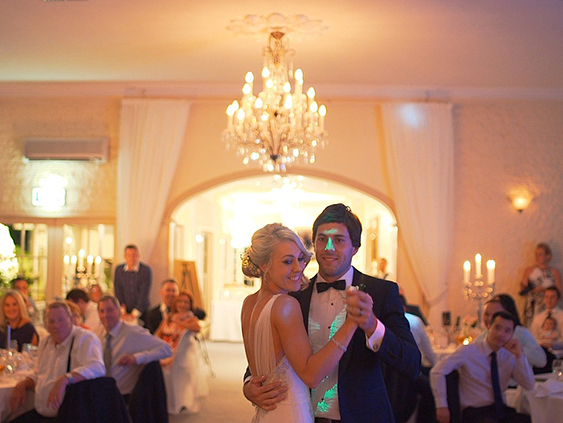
[271,294,301,317]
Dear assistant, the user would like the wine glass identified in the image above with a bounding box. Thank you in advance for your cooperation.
[552,359,563,380]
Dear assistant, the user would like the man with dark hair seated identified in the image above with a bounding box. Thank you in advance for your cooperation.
[66,288,102,332]
[431,311,534,423]
[145,278,206,334]
[96,295,172,398]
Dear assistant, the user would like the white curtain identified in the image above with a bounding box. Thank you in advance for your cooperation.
[117,99,191,261]
[380,103,454,327]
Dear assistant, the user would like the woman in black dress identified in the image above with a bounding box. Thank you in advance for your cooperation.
[0,290,39,351]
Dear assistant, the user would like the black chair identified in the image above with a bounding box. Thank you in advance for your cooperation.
[446,370,462,423]
[128,361,168,423]
[57,377,132,423]
[382,364,418,423]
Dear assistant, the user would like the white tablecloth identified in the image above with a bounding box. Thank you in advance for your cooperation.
[0,376,35,422]
[511,374,563,423]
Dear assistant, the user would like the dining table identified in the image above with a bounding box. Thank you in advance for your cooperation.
[0,376,35,422]
[508,373,563,423]
[0,349,37,422]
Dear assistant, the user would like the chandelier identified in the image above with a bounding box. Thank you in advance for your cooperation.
[223,14,328,173]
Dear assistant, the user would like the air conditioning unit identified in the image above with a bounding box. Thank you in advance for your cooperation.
[24,138,109,162]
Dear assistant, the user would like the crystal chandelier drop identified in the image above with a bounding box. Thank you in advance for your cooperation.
[224,25,328,173]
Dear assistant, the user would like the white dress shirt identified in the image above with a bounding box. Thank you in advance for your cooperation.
[473,325,547,368]
[405,312,437,367]
[309,266,386,420]
[31,326,105,417]
[97,320,172,394]
[83,301,103,332]
[430,339,534,410]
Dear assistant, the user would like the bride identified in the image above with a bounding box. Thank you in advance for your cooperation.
[240,223,358,423]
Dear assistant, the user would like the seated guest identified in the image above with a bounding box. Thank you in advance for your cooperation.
[473,295,547,369]
[9,301,105,420]
[66,300,88,329]
[156,291,208,414]
[431,311,534,423]
[145,278,179,334]
[538,315,561,348]
[88,284,104,303]
[530,286,563,339]
[145,278,206,334]
[529,287,563,372]
[0,290,39,351]
[11,277,39,323]
[66,288,103,332]
[400,295,437,423]
[156,291,201,362]
[96,295,172,397]
[400,295,436,369]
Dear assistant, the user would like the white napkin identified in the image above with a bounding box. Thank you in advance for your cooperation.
[535,380,563,397]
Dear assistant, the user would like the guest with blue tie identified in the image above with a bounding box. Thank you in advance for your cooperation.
[430,311,534,423]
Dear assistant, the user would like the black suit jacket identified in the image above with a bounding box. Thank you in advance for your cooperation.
[292,268,421,423]
[145,305,207,334]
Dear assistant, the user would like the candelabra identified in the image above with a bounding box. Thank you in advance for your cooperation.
[463,254,496,326]
[63,250,103,291]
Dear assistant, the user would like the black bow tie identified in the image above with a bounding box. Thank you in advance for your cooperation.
[316,280,346,293]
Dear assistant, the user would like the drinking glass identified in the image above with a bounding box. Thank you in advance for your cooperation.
[552,359,563,380]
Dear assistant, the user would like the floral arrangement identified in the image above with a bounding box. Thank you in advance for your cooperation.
[0,224,19,287]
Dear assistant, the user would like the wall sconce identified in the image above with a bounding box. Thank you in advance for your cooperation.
[509,191,534,213]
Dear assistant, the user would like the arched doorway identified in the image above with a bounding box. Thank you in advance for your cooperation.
[170,174,397,341]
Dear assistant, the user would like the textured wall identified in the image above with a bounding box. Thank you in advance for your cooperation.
[2,95,563,321]
[0,97,119,220]
[449,100,563,320]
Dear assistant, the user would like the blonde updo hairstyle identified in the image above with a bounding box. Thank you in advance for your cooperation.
[242,223,312,289]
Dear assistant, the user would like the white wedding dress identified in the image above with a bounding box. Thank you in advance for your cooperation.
[251,295,313,423]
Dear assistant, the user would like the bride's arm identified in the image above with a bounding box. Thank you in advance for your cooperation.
[273,295,357,388]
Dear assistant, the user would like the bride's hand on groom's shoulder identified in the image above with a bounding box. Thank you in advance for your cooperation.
[243,375,288,411]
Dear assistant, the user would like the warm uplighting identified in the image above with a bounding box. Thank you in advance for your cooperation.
[224,13,328,172]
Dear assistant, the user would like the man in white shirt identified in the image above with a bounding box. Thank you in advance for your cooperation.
[96,295,172,396]
[431,311,534,423]
[530,286,563,341]
[66,288,103,332]
[10,301,105,419]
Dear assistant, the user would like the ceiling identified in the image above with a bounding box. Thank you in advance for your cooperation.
[1,0,563,99]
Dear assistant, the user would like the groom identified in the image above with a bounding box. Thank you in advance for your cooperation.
[244,203,420,423]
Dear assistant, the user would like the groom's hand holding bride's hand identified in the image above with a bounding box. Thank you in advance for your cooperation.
[243,375,288,411]
[345,287,377,337]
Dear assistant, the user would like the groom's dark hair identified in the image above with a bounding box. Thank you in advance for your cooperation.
[312,203,362,248]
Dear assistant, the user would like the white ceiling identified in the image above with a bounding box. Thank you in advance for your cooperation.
[1,0,563,99]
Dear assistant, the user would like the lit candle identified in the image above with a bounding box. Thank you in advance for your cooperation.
[475,253,482,278]
[487,260,496,283]
[71,255,77,276]
[87,255,93,275]
[78,249,85,268]
[64,255,70,275]
[463,260,471,284]
[94,256,102,278]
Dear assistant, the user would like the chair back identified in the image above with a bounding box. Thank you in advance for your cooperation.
[128,361,168,423]
[57,377,132,423]
[446,370,462,423]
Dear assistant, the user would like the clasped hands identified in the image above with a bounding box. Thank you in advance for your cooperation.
[345,286,376,336]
